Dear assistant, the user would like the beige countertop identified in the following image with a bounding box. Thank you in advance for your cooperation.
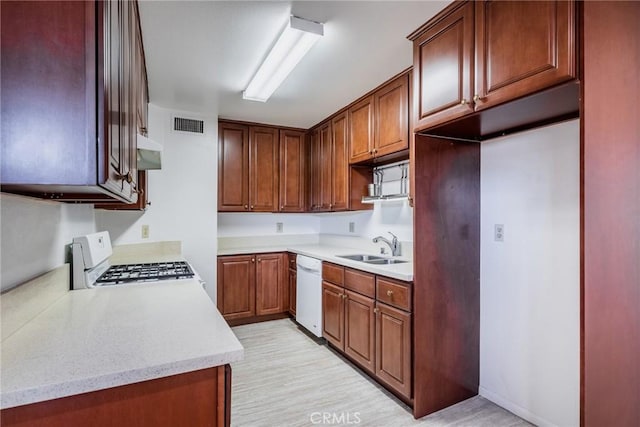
[1,243,244,410]
[219,243,413,282]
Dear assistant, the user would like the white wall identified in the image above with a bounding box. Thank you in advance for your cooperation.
[217,212,320,237]
[96,104,219,301]
[480,120,580,427]
[218,202,413,242]
[0,194,96,291]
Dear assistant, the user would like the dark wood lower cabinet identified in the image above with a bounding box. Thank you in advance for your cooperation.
[375,302,412,398]
[217,253,288,325]
[322,281,345,348]
[288,268,297,316]
[322,263,413,402]
[344,290,375,374]
[0,365,232,427]
[255,253,285,316]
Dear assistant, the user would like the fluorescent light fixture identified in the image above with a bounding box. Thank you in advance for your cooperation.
[243,15,323,102]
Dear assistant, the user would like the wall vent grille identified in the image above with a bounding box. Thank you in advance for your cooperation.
[174,117,204,134]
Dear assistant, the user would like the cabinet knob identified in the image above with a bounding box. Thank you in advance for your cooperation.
[250,205,254,210]
[329,203,333,209]
[374,308,379,314]
[460,99,468,105]
[281,205,284,210]
[373,148,378,154]
[257,258,261,263]
[244,204,248,210]
[473,94,484,103]
[386,290,393,297]
[251,258,255,263]
[342,294,347,300]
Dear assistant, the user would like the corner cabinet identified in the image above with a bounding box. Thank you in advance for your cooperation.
[309,112,351,212]
[409,0,576,132]
[1,0,146,203]
[217,253,288,325]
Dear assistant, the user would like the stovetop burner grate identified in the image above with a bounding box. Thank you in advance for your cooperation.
[96,261,194,285]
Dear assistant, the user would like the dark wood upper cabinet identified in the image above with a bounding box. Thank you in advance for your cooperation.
[319,121,333,211]
[249,126,279,212]
[1,0,144,203]
[409,0,577,134]
[374,74,410,158]
[309,128,323,212]
[279,130,306,212]
[410,1,475,131]
[331,112,349,211]
[348,72,410,164]
[474,0,576,111]
[348,96,375,163]
[218,122,249,212]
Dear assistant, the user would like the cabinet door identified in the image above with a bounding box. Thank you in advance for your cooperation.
[249,127,279,212]
[348,96,374,164]
[412,1,474,131]
[344,290,376,374]
[322,281,345,350]
[279,129,306,212]
[474,0,576,111]
[255,253,285,316]
[288,268,297,316]
[218,123,249,211]
[375,302,412,399]
[331,112,349,211]
[318,121,333,211]
[309,129,322,211]
[217,255,255,320]
[375,74,409,158]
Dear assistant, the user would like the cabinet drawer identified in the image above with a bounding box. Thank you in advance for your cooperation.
[344,268,375,298]
[288,253,297,270]
[376,277,412,312]
[322,262,344,286]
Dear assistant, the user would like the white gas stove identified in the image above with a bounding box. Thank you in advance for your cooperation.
[71,231,196,289]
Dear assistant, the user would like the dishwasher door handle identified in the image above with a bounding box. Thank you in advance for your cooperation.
[297,265,321,275]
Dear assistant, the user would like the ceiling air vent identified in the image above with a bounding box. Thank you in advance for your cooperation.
[174,117,204,134]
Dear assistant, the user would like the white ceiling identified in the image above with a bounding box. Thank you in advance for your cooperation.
[138,1,446,129]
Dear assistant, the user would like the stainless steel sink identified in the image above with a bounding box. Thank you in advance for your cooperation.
[363,259,408,265]
[336,254,408,265]
[337,254,387,262]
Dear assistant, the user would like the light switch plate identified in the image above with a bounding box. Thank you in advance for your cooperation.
[142,224,150,239]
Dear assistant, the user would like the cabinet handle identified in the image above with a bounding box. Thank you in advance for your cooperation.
[251,258,255,263]
[244,204,249,210]
[250,205,254,210]
[386,290,393,297]
[374,308,379,314]
[460,99,468,105]
[117,171,134,184]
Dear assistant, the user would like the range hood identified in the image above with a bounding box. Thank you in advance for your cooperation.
[137,134,162,170]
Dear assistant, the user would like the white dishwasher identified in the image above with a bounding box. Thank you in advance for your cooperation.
[296,255,323,337]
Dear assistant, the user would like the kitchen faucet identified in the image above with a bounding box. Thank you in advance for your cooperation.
[373,232,400,256]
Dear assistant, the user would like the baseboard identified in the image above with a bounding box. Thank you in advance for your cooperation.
[478,386,556,427]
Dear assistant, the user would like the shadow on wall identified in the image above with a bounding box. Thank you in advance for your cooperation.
[94,210,145,242]
[0,193,96,291]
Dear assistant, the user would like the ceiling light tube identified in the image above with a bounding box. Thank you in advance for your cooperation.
[243,16,323,102]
